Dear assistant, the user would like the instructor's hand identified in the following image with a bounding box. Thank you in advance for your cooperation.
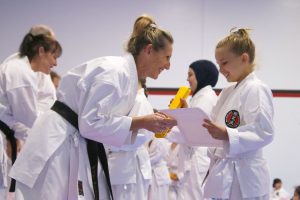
[131,112,177,133]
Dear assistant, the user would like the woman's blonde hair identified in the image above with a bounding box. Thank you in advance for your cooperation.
[216,28,255,64]
[126,14,173,57]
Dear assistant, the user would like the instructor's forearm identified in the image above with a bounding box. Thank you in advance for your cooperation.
[130,116,146,132]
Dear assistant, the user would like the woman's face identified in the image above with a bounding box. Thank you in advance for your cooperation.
[215,47,249,83]
[187,68,197,94]
[143,41,173,79]
[35,47,58,74]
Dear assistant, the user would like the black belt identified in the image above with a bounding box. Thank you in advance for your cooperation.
[51,101,113,200]
[0,120,17,192]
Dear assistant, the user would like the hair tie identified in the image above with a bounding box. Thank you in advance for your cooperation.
[150,23,157,28]
[230,27,237,33]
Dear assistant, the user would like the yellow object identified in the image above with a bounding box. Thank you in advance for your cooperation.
[155,86,191,138]
[168,86,191,110]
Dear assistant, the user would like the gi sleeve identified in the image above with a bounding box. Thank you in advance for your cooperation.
[7,86,38,140]
[78,79,132,147]
[228,83,274,155]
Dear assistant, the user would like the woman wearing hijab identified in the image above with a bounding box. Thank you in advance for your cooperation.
[167,60,219,200]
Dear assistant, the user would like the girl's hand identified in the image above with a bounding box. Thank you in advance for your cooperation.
[202,119,229,140]
[180,98,188,108]
[168,98,188,108]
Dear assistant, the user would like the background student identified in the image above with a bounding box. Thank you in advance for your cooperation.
[0,25,62,200]
[167,59,219,200]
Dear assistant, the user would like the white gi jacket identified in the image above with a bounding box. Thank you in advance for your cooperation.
[107,88,153,185]
[0,53,56,140]
[166,142,180,200]
[107,88,153,200]
[168,85,217,200]
[203,72,274,199]
[9,54,138,200]
[0,53,56,196]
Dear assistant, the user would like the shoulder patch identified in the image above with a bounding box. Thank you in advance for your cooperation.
[225,110,240,128]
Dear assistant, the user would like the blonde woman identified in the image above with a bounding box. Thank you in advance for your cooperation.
[9,15,176,200]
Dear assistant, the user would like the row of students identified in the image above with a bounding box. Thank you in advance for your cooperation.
[0,14,276,200]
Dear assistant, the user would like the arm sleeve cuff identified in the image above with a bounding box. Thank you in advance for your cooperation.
[227,127,240,155]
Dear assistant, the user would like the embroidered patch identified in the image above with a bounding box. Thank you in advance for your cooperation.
[225,110,240,128]
[78,180,84,196]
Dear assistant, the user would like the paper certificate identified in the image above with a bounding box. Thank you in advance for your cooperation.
[160,107,223,147]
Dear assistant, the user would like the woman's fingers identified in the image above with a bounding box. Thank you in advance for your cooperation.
[180,98,188,108]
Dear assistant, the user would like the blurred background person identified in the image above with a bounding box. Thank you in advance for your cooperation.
[0,25,62,200]
[166,142,180,200]
[271,178,290,200]
[292,186,300,200]
[167,59,219,200]
[147,137,171,200]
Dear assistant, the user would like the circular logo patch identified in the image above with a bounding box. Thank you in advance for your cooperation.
[225,110,240,128]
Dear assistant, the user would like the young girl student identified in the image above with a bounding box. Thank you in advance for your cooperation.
[202,28,274,199]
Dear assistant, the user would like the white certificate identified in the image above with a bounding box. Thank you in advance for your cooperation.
[160,107,223,147]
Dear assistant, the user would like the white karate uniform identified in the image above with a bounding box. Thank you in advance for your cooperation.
[0,53,56,199]
[168,85,217,200]
[271,187,290,200]
[203,72,274,199]
[107,88,153,200]
[147,138,171,200]
[9,54,139,200]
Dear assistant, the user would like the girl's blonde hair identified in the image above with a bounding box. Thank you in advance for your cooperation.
[217,28,255,64]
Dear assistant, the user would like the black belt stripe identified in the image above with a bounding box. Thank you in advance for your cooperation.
[51,101,113,200]
[0,120,17,192]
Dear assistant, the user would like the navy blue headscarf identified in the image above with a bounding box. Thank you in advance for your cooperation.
[189,60,219,96]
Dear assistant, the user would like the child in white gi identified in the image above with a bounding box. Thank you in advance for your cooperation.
[107,80,153,200]
[147,138,171,200]
[202,28,274,199]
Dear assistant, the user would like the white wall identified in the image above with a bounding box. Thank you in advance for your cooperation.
[1,0,299,195]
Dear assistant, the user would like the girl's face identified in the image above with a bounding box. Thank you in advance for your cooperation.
[215,47,250,83]
[187,68,197,94]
